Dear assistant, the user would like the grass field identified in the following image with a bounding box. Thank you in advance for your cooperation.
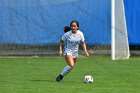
[0,56,140,93]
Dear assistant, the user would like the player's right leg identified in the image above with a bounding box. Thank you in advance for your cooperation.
[56,54,74,82]
[65,54,75,69]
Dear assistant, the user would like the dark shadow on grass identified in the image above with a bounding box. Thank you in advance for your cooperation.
[30,79,55,82]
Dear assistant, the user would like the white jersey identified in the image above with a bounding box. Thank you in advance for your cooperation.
[62,30,85,53]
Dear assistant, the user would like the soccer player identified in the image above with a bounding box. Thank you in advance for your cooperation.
[56,20,89,82]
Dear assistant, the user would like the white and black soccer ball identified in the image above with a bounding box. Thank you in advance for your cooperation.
[84,75,93,83]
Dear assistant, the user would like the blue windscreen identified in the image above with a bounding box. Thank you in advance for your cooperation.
[124,0,140,45]
[0,0,111,45]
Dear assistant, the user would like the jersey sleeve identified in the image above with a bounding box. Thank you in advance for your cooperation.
[80,32,85,42]
[61,33,68,41]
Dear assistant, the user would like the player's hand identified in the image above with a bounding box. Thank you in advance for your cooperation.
[58,50,62,56]
[84,51,89,57]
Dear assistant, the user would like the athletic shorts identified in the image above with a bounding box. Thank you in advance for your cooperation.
[63,50,78,58]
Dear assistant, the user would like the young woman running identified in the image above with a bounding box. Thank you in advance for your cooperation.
[56,20,89,82]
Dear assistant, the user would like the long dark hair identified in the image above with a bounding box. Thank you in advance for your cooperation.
[64,26,71,33]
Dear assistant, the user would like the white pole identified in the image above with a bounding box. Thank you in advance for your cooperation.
[111,0,115,60]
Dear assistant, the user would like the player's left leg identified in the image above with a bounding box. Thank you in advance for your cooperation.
[74,58,77,64]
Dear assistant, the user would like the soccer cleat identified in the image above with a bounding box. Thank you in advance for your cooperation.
[56,74,63,82]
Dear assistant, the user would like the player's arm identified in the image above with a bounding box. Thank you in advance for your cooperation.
[81,32,89,56]
[82,41,89,56]
[59,39,63,56]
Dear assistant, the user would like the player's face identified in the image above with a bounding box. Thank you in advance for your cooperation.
[71,22,78,33]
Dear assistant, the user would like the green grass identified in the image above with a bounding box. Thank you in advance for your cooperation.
[0,56,140,93]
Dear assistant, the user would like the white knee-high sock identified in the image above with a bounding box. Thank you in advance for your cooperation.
[61,65,72,76]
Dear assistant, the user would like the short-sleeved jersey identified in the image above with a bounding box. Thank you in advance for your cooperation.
[62,30,85,52]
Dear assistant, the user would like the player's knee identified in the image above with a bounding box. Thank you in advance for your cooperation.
[69,64,74,69]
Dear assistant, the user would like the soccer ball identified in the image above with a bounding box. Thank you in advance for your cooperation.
[84,75,93,83]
